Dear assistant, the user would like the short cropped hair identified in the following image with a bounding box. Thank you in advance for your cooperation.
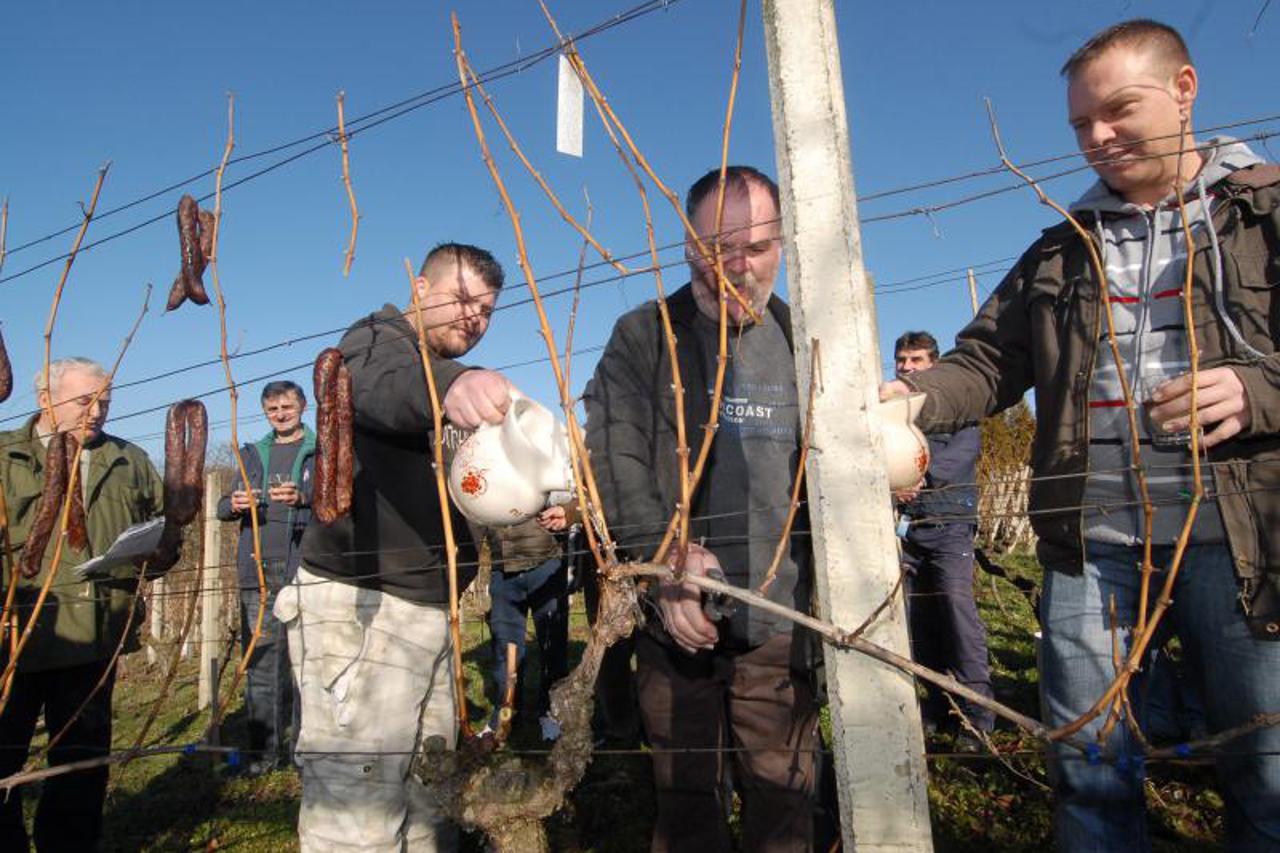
[1060,18,1191,81]
[261,380,306,405]
[419,242,505,292]
[33,357,107,396]
[685,165,781,222]
[894,331,940,361]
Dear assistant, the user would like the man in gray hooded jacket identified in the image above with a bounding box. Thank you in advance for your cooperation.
[881,19,1280,852]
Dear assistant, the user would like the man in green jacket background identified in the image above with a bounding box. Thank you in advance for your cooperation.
[217,380,316,776]
[0,356,165,851]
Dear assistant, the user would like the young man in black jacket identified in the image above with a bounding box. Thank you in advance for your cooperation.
[278,243,515,851]
[216,380,316,774]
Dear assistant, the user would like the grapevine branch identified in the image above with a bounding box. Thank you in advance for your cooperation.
[0,197,8,278]
[986,99,1213,744]
[336,92,359,277]
[27,285,154,757]
[460,65,631,278]
[122,530,206,765]
[40,165,110,428]
[654,0,745,557]
[561,187,592,390]
[0,486,14,670]
[0,223,141,718]
[1097,132,1209,743]
[404,257,475,739]
[455,14,617,576]
[201,94,266,739]
[942,691,1051,792]
[676,0,746,553]
[494,642,519,744]
[523,57,698,555]
[536,0,748,560]
[757,339,821,597]
[536,0,759,327]
[618,560,1059,743]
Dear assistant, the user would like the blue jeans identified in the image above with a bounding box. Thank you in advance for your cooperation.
[488,557,568,727]
[1041,542,1280,851]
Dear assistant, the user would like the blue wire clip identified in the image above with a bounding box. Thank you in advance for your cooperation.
[226,749,241,768]
[1174,743,1192,758]
[182,743,198,757]
[1085,743,1102,765]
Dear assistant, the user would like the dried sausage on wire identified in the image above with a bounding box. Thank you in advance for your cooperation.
[0,326,11,403]
[313,348,353,524]
[19,432,68,579]
[149,400,208,577]
[163,399,208,527]
[166,195,212,311]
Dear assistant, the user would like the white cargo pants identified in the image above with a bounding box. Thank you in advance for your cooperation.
[275,566,458,852]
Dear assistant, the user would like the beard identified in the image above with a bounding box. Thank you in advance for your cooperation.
[694,268,767,324]
[428,326,480,358]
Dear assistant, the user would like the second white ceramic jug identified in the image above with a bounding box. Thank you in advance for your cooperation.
[878,392,931,491]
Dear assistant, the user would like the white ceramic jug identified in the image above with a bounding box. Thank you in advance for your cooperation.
[878,392,931,491]
[448,392,574,527]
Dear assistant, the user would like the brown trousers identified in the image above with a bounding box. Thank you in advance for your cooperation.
[636,632,819,852]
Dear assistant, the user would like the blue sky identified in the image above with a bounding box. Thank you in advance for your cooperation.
[0,0,1274,460]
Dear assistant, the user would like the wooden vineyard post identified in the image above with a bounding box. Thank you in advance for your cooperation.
[197,472,222,712]
[762,1,934,849]
[147,576,165,665]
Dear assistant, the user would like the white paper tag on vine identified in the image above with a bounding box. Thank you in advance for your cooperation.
[556,54,583,158]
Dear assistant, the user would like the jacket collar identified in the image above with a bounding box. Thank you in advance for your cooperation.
[254,423,317,458]
[6,416,134,502]
[1042,162,1280,240]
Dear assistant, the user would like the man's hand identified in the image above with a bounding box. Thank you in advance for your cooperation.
[443,370,512,430]
[537,505,567,532]
[658,542,721,654]
[268,482,303,507]
[229,489,259,513]
[894,476,925,504]
[879,379,913,401]
[1148,367,1251,449]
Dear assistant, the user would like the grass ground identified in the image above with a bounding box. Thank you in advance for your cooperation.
[15,554,1226,850]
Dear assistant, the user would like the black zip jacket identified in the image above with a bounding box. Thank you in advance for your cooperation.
[300,304,478,604]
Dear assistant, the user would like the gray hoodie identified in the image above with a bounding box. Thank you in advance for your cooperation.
[1073,137,1264,546]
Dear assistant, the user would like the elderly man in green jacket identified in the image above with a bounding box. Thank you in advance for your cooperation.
[0,356,164,851]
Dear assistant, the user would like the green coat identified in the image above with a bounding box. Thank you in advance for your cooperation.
[1,419,164,672]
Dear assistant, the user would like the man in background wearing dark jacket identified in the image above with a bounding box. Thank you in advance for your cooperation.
[217,380,315,775]
[483,504,576,741]
[881,20,1280,850]
[277,243,515,852]
[586,166,817,852]
[892,331,993,746]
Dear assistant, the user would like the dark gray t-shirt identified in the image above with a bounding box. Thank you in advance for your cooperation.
[692,310,808,647]
[261,441,302,563]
